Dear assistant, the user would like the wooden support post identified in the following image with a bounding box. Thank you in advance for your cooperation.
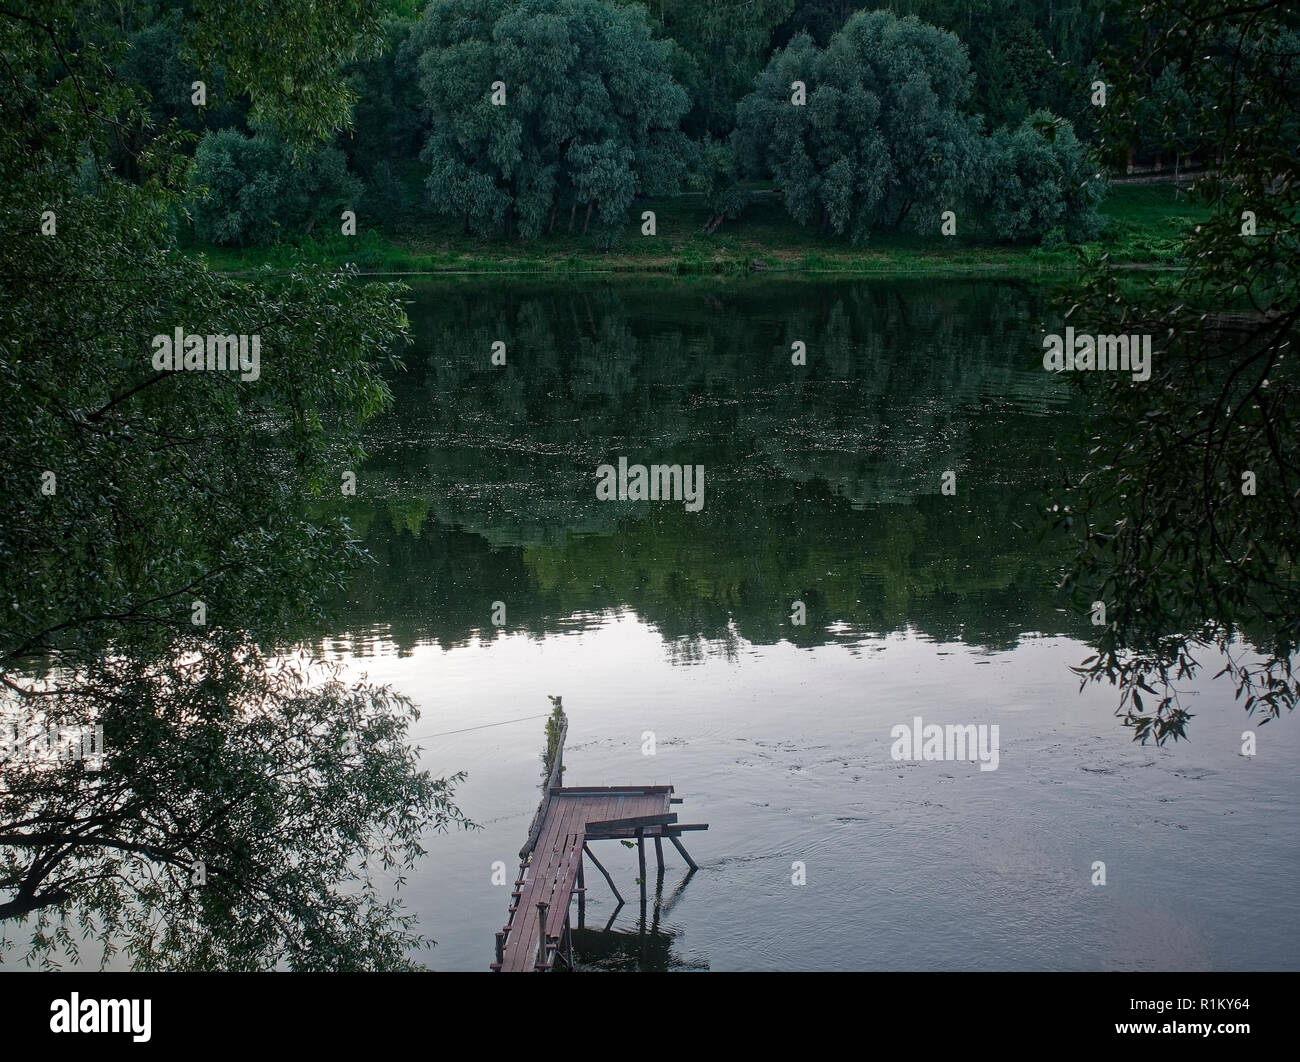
[637,828,647,908]
[577,856,586,927]
[667,832,698,870]
[654,838,665,904]
[582,842,624,905]
[536,901,549,968]
[495,931,505,965]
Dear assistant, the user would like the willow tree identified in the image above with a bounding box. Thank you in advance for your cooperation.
[735,10,983,241]
[614,0,796,138]
[408,0,690,245]
[0,0,467,968]
[188,128,362,246]
[1054,0,1300,743]
[973,111,1104,244]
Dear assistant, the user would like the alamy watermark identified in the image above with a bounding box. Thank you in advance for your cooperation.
[0,721,105,770]
[595,457,704,512]
[1043,327,1151,382]
[890,715,999,772]
[151,326,260,381]
[50,994,150,1042]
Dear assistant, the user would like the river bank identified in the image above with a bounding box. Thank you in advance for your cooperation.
[187,184,1205,277]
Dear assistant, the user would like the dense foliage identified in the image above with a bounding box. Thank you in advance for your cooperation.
[406,0,691,244]
[46,0,1200,247]
[1054,0,1300,743]
[1,0,467,968]
[190,129,361,245]
[974,111,1104,244]
[614,0,797,138]
[734,12,1104,243]
[735,11,983,240]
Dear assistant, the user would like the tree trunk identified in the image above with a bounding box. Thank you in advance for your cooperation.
[582,201,593,236]
[548,201,557,234]
[568,202,577,232]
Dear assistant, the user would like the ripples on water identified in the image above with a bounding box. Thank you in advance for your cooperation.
[318,279,1298,971]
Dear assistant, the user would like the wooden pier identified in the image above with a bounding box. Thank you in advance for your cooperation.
[492,702,707,972]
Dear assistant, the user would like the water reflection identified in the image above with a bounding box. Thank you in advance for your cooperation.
[324,278,1086,659]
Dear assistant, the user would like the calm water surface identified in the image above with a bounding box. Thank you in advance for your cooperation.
[317,278,1299,971]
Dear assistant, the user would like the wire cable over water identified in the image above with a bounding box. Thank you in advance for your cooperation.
[407,712,550,743]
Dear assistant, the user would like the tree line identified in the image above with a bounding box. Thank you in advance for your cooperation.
[143,0,1158,249]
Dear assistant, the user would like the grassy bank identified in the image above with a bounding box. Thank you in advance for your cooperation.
[189,183,1208,277]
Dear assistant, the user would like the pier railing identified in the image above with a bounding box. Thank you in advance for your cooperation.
[519,700,567,861]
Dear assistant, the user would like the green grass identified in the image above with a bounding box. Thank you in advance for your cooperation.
[187,183,1211,277]
[1096,182,1210,265]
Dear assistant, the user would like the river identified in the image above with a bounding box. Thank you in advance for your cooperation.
[314,276,1299,971]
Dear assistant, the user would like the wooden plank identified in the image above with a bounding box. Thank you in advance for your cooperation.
[534,805,574,882]
[578,822,709,840]
[501,797,574,970]
[538,830,570,911]
[558,791,670,813]
[516,799,585,968]
[585,812,677,833]
[533,823,583,966]
[542,832,582,941]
